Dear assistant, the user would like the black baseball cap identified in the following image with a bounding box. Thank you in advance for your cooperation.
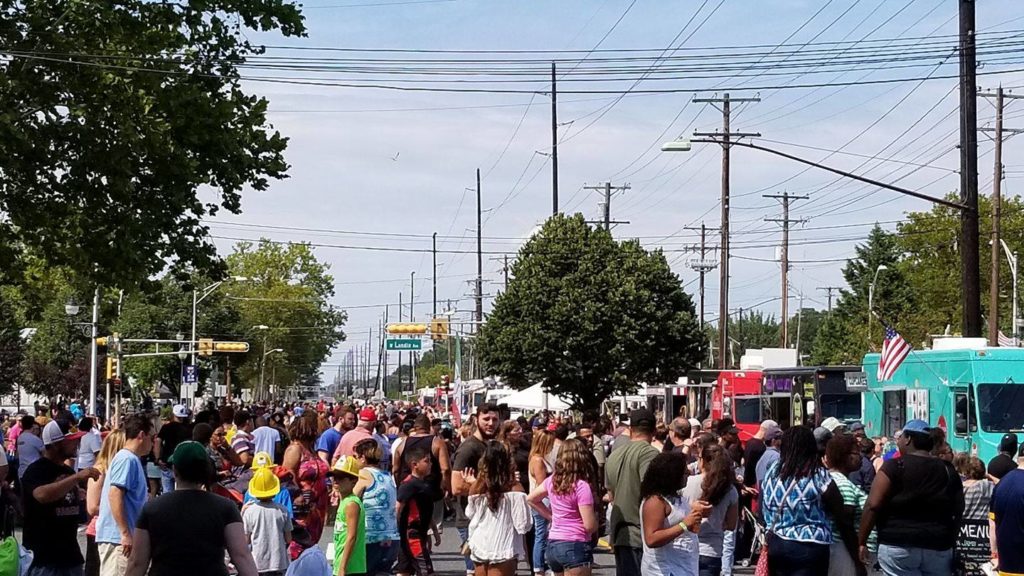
[1001,433,1019,454]
[629,408,656,430]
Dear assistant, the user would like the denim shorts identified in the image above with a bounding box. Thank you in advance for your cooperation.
[545,540,593,573]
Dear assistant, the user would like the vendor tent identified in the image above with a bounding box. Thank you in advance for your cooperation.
[497,382,571,411]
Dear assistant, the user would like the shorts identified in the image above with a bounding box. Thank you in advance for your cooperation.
[396,534,434,576]
[546,540,593,573]
[97,543,128,576]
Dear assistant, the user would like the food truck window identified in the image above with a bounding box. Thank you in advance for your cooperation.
[734,397,761,425]
[883,390,906,438]
[953,389,976,436]
[819,394,861,422]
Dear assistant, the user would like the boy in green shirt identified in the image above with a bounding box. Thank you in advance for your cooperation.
[330,457,366,576]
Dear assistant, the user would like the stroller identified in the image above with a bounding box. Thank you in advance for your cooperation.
[738,505,767,568]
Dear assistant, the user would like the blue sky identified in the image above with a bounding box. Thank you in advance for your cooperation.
[205,0,1024,378]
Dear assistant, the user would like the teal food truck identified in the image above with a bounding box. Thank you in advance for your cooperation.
[860,338,1024,463]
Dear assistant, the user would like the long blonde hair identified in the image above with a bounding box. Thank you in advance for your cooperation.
[94,430,126,474]
[529,429,556,462]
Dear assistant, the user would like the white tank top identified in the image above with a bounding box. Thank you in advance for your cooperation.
[639,495,700,576]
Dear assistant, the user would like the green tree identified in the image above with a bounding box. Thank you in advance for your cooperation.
[225,240,346,395]
[809,225,915,364]
[478,214,705,411]
[0,1,305,288]
[788,307,826,361]
[730,310,780,358]
[0,297,24,397]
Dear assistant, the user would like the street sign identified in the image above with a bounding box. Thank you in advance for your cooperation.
[183,364,198,384]
[387,339,422,351]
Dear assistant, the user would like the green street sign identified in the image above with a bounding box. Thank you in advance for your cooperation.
[387,338,422,351]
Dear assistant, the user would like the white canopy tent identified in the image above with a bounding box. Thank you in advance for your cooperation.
[497,382,571,412]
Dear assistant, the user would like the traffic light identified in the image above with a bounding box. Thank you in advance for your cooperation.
[105,357,119,379]
[212,341,250,353]
[198,338,214,356]
[429,317,450,341]
[95,336,108,347]
[386,323,428,335]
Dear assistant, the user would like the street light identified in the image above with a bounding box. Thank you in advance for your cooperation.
[65,300,80,317]
[662,135,983,339]
[260,348,284,401]
[191,276,249,363]
[868,264,889,346]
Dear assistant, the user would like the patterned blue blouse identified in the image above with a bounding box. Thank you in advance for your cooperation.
[761,461,834,544]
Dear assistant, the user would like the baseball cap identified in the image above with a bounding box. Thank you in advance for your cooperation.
[41,420,85,446]
[764,427,783,442]
[901,419,931,435]
[172,404,190,419]
[813,426,833,446]
[821,417,844,433]
[293,407,305,417]
[688,418,702,431]
[629,408,656,430]
[248,467,281,499]
[168,441,209,468]
[329,456,362,479]
[848,421,866,433]
[358,407,377,422]
[999,433,1019,454]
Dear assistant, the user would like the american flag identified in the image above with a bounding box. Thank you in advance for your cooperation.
[878,326,911,381]
[998,330,1019,347]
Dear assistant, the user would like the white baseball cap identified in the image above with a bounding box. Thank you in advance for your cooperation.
[172,405,190,418]
[41,420,85,446]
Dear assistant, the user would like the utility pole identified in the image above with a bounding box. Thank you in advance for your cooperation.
[583,182,631,231]
[551,62,559,215]
[503,254,509,290]
[694,93,760,368]
[684,223,719,331]
[979,86,1024,344]
[397,292,402,395]
[432,232,437,318]
[476,169,484,327]
[817,286,842,312]
[959,0,981,338]
[410,271,415,395]
[765,192,808,348]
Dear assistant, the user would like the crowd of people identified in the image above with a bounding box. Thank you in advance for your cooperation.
[2,398,1024,576]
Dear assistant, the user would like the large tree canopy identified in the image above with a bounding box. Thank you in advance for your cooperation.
[0,0,305,287]
[478,214,705,411]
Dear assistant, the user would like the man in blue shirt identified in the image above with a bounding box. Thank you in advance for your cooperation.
[315,406,354,465]
[991,442,1024,575]
[97,414,153,576]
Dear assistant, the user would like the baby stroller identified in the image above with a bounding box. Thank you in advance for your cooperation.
[739,505,767,568]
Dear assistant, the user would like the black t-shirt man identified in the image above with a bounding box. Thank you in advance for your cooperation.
[397,475,436,537]
[989,453,1018,480]
[452,435,487,529]
[21,458,83,567]
[157,421,191,464]
[136,489,243,576]
[742,437,766,487]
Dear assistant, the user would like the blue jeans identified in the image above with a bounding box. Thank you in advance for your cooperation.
[699,555,723,576]
[546,540,593,573]
[876,544,952,576]
[722,529,735,575]
[531,509,549,573]
[366,540,398,575]
[456,526,474,572]
[159,467,174,494]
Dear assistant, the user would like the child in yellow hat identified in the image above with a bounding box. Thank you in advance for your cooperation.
[244,466,293,575]
[329,457,365,576]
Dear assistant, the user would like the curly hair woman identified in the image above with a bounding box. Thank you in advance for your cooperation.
[681,443,738,576]
[465,441,532,576]
[527,438,599,576]
[640,452,711,576]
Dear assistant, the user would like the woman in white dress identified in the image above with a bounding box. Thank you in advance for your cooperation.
[465,441,533,576]
[639,453,711,576]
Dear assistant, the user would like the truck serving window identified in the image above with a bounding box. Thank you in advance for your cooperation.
[818,393,861,422]
[977,384,1024,433]
[734,397,761,424]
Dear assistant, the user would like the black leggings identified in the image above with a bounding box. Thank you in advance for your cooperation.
[85,534,99,576]
[767,535,829,576]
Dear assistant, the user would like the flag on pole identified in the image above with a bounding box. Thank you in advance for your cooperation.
[878,326,912,381]
[998,330,1019,347]
[450,375,463,427]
